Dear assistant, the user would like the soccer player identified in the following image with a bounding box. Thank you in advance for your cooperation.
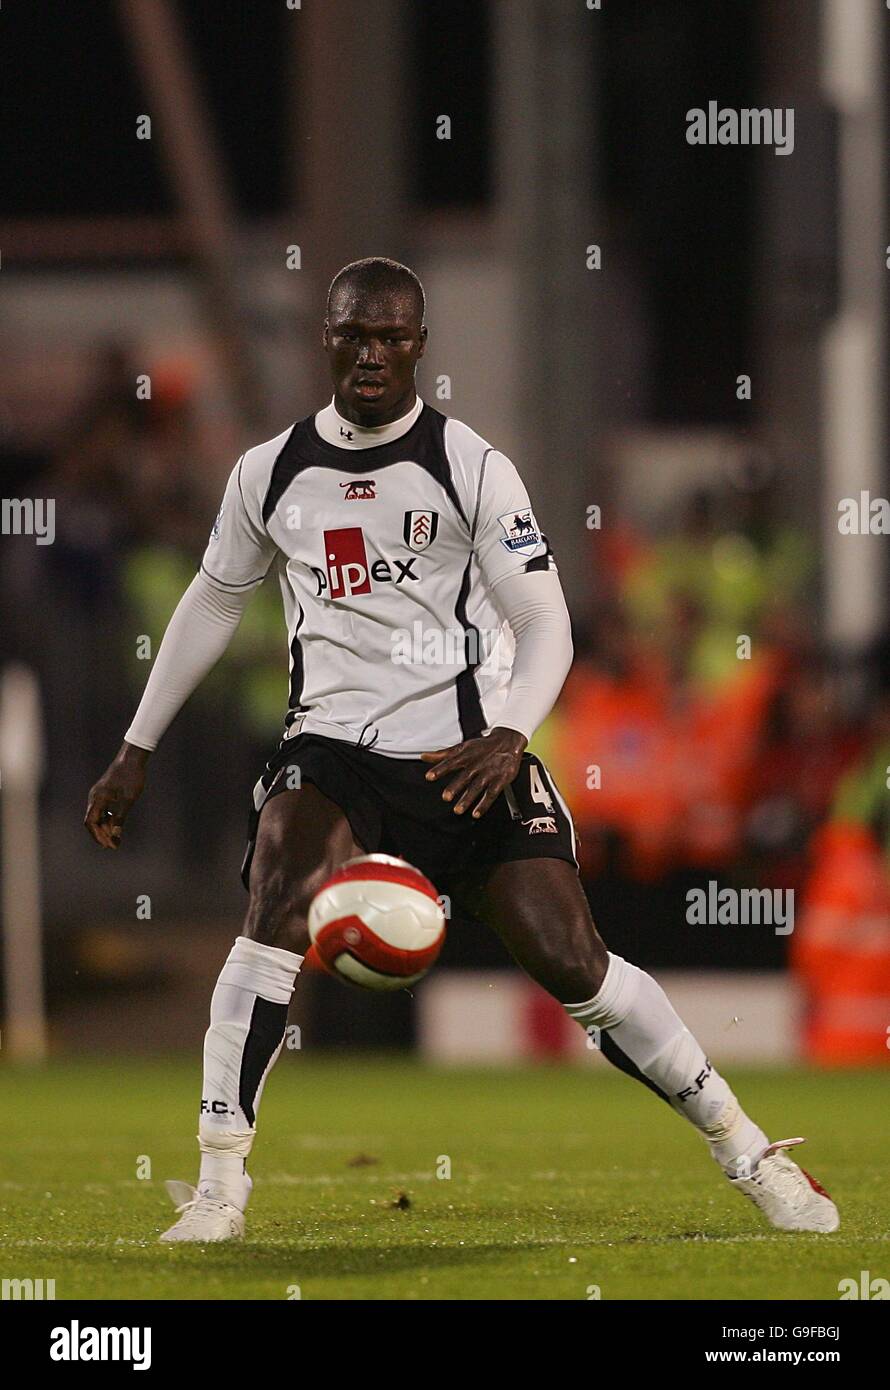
[85,258,838,1241]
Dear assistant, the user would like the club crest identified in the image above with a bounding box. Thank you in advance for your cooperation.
[403,510,439,552]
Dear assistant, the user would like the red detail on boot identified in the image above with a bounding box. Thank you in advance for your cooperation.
[800,1167,833,1200]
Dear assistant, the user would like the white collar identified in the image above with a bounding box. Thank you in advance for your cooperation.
[314,395,423,449]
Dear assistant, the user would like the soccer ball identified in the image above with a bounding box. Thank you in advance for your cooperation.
[307,854,446,991]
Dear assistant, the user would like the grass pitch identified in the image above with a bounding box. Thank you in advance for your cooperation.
[0,1057,886,1301]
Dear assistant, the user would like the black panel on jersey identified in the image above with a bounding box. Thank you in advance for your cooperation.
[261,404,469,528]
[285,606,307,726]
[453,556,485,738]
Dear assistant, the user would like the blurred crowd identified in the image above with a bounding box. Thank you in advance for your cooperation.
[540,487,884,887]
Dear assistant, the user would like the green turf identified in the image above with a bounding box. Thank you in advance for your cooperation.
[0,1057,887,1300]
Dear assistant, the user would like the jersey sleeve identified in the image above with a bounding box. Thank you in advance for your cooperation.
[471,449,556,591]
[199,454,278,592]
[491,569,573,741]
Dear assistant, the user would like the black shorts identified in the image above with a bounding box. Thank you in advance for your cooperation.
[241,732,578,899]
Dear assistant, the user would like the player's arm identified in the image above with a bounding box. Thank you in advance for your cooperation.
[84,456,276,848]
[422,450,573,817]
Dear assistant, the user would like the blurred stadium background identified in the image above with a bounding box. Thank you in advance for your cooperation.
[2,0,889,1073]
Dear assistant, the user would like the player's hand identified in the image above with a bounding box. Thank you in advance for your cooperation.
[84,742,150,849]
[421,726,527,818]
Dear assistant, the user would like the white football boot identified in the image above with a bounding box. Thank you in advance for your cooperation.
[728,1138,839,1233]
[159,1179,248,1243]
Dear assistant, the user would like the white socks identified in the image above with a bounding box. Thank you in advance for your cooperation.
[198,936,303,1207]
[565,953,768,1174]
[198,943,766,1212]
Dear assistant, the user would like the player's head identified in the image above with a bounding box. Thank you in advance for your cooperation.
[324,257,427,426]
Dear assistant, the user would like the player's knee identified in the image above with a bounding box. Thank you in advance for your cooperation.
[589,926,610,976]
[552,961,607,1005]
[243,864,318,954]
[546,922,610,1003]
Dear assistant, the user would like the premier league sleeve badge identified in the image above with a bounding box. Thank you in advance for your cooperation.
[497,509,542,556]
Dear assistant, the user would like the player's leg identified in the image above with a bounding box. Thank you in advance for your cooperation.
[199,785,362,1180]
[161,784,363,1242]
[477,857,767,1160]
[477,857,838,1231]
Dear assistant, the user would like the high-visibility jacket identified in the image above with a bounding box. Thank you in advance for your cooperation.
[793,818,890,1064]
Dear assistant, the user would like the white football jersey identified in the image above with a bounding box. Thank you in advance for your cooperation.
[201,398,556,757]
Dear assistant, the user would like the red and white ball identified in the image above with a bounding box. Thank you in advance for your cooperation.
[307,854,446,991]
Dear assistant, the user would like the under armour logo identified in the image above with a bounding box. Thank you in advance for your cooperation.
[522,815,557,834]
[340,426,354,441]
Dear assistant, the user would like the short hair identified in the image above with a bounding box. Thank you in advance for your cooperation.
[326,257,425,322]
